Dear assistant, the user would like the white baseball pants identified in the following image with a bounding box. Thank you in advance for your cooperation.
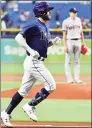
[65,39,81,80]
[18,56,56,97]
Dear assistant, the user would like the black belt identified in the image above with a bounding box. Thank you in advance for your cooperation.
[70,38,80,40]
[27,54,45,61]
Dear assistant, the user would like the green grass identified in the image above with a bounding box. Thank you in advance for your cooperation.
[1,62,91,75]
[1,98,91,122]
[84,39,91,47]
[1,63,24,75]
[1,81,21,91]
[1,81,39,91]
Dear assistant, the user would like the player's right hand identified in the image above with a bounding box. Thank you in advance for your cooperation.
[64,46,68,52]
[34,51,40,59]
[30,50,40,59]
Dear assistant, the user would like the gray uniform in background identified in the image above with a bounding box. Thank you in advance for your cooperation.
[62,16,83,83]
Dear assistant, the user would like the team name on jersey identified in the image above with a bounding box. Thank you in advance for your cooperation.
[66,25,80,30]
[38,26,50,42]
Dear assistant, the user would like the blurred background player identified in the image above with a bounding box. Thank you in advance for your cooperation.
[1,2,61,127]
[62,8,85,84]
[55,10,61,28]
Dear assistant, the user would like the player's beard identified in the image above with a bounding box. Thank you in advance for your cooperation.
[41,14,51,21]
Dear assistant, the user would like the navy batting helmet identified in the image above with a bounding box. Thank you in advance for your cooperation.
[33,2,54,17]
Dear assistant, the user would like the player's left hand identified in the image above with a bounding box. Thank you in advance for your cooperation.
[30,49,40,59]
[33,51,40,59]
[52,37,61,45]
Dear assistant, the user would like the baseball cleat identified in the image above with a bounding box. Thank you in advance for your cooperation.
[22,104,38,122]
[1,111,13,127]
[67,79,74,84]
[74,79,83,84]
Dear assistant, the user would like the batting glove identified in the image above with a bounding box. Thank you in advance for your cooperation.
[52,37,61,45]
[30,49,40,59]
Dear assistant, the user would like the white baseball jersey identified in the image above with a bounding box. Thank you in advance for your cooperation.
[62,17,82,39]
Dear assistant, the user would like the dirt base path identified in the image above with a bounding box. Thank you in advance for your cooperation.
[1,121,91,128]
[1,83,91,99]
[1,74,91,99]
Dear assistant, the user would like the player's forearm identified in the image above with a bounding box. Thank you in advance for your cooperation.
[63,31,67,47]
[63,39,67,47]
[15,33,35,56]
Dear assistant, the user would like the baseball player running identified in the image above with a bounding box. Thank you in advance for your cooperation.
[62,8,85,84]
[1,2,61,127]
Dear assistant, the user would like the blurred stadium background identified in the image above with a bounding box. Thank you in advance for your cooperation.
[1,0,91,127]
